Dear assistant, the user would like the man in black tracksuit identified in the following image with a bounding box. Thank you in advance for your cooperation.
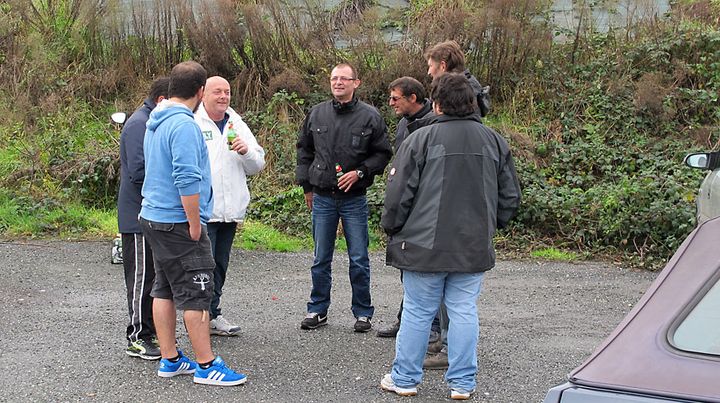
[117,77,169,360]
[296,63,392,332]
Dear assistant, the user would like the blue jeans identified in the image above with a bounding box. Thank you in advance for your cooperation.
[207,222,238,319]
[391,270,485,393]
[307,194,373,318]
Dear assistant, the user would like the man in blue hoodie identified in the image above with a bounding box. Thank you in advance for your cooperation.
[118,76,169,361]
[139,60,246,387]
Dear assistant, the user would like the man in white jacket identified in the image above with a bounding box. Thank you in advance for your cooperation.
[195,76,266,336]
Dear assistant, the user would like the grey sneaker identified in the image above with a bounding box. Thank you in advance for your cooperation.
[451,388,475,400]
[354,316,372,333]
[210,315,241,336]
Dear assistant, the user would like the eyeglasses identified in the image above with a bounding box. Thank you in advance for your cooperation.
[388,95,406,102]
[330,76,356,83]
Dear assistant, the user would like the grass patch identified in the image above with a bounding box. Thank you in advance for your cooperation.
[530,247,579,262]
[0,191,117,238]
[238,220,312,251]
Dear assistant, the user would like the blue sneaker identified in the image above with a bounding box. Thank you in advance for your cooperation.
[157,350,197,378]
[193,356,247,386]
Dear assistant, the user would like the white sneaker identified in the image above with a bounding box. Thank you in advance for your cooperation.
[209,315,241,336]
[380,374,417,396]
[450,388,475,400]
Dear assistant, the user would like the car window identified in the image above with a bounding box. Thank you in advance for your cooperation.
[671,276,720,355]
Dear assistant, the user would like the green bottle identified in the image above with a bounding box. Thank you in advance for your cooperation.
[227,122,237,150]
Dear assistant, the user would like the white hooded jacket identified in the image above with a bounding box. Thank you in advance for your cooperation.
[195,103,266,223]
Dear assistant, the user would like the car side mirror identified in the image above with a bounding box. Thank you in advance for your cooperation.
[111,112,127,125]
[684,153,711,170]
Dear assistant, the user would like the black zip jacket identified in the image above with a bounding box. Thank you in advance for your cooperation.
[296,97,392,198]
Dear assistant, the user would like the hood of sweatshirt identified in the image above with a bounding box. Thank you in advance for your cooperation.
[147,100,194,132]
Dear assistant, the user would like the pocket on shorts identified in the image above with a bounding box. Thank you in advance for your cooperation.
[148,221,175,232]
[181,255,215,300]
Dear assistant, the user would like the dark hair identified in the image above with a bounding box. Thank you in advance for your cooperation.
[168,61,207,99]
[388,76,426,104]
[149,76,170,102]
[424,40,466,73]
[333,62,358,79]
[431,73,476,117]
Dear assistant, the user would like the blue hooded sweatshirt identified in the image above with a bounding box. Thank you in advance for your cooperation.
[140,100,213,224]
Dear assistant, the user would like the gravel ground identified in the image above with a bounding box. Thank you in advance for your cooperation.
[0,241,657,402]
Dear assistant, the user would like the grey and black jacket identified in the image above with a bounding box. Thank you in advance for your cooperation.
[296,97,392,198]
[381,114,521,273]
[394,98,434,151]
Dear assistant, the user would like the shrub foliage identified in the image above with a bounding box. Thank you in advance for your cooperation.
[1,0,719,268]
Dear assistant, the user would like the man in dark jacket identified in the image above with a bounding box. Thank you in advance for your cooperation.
[379,73,521,400]
[388,76,434,151]
[425,40,491,117]
[377,76,435,339]
[296,63,392,333]
[117,76,169,360]
[422,39,492,370]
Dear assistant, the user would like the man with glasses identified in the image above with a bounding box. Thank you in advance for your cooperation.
[296,63,392,332]
[376,76,435,339]
[380,73,520,400]
[386,77,434,151]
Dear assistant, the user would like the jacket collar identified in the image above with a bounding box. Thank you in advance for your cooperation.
[332,96,359,114]
[406,98,433,121]
[430,113,482,125]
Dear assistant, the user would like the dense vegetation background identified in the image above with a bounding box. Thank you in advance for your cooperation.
[1,0,719,268]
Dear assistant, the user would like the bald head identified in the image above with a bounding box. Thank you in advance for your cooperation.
[203,76,231,121]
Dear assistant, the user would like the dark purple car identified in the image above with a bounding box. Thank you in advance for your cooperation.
[544,213,720,402]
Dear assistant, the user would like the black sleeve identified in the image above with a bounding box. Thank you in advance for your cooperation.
[295,113,314,193]
[495,135,521,229]
[381,136,423,235]
[122,118,147,184]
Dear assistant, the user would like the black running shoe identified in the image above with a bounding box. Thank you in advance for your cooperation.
[300,312,328,329]
[126,339,161,360]
[354,316,372,333]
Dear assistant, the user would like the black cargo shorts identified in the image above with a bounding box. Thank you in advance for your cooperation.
[139,217,215,311]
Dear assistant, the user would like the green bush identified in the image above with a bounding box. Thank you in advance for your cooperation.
[2,1,720,267]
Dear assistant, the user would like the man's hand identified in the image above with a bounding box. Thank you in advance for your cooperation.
[304,191,313,210]
[338,170,360,192]
[189,221,201,241]
[230,137,248,155]
[180,194,202,241]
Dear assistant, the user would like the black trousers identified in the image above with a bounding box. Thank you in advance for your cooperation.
[121,233,156,342]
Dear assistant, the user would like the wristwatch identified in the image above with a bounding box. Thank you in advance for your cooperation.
[356,169,364,179]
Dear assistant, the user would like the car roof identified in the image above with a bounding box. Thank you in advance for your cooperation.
[568,216,720,402]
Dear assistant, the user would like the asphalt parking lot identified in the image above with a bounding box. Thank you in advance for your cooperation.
[0,241,656,402]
